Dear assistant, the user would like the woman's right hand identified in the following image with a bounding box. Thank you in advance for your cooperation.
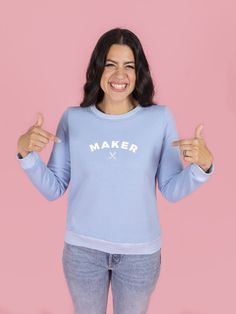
[17,113,61,158]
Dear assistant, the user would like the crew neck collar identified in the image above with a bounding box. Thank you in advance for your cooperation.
[90,103,142,119]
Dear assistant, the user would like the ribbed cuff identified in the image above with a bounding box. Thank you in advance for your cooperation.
[16,151,40,169]
[190,163,214,181]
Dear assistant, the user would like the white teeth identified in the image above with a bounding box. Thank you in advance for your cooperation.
[110,83,127,89]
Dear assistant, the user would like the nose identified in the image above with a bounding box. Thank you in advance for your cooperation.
[114,67,126,77]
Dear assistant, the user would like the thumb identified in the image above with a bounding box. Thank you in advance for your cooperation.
[34,112,44,127]
[195,124,204,139]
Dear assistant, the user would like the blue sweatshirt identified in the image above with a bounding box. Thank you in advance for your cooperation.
[16,104,214,254]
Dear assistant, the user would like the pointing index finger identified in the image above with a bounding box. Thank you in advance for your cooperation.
[172,139,194,146]
[36,128,61,142]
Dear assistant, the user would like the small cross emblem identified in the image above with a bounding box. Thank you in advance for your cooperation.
[108,152,117,160]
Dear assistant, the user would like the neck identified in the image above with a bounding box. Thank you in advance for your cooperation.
[96,99,138,115]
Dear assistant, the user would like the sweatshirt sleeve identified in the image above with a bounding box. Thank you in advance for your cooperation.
[156,106,214,203]
[16,108,71,201]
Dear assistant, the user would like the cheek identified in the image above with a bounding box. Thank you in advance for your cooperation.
[130,77,136,87]
[101,73,110,86]
[100,77,111,93]
[130,72,136,82]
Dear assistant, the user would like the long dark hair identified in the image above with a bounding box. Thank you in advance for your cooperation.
[79,28,158,108]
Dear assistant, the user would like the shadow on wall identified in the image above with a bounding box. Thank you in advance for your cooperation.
[0,307,53,314]
[0,307,14,314]
[179,311,204,314]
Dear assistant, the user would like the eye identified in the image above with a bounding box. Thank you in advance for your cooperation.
[105,63,135,69]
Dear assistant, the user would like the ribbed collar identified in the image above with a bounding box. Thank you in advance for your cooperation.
[90,104,142,120]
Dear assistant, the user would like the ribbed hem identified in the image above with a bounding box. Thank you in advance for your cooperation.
[64,230,161,255]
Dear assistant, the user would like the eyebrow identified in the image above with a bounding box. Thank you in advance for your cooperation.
[106,59,135,65]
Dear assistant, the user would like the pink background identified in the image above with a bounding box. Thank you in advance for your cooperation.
[1,0,235,313]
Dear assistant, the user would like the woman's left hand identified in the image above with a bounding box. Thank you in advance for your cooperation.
[172,124,214,172]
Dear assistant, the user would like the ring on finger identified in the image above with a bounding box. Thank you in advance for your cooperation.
[183,150,189,157]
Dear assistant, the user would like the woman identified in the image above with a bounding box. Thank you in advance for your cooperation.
[16,28,214,314]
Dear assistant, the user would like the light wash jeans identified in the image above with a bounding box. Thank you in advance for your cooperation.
[62,241,161,314]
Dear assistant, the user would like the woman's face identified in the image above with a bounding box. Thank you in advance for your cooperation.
[99,44,136,104]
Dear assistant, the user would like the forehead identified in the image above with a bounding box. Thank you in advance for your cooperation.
[106,44,135,61]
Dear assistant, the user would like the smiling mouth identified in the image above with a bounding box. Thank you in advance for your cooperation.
[109,82,128,91]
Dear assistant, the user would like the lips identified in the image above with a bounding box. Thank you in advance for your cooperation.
[109,82,128,92]
[109,81,129,85]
